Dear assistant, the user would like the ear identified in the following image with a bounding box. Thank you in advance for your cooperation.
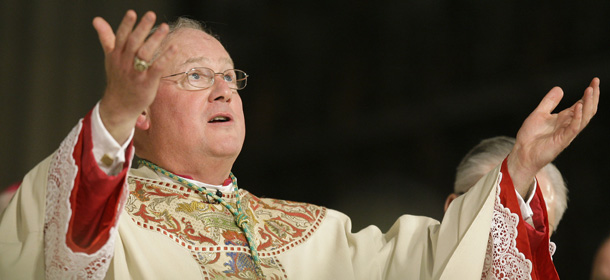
[444,193,460,213]
[135,109,150,131]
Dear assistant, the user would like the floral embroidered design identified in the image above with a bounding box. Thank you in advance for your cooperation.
[481,182,533,280]
[125,176,326,279]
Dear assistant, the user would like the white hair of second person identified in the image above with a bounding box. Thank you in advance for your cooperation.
[454,136,568,231]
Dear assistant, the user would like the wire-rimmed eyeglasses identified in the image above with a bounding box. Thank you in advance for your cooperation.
[162,67,248,90]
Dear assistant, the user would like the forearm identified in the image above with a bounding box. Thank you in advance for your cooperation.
[506,150,536,199]
[99,94,140,145]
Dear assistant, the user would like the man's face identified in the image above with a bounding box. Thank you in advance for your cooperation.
[536,171,556,235]
[144,28,246,164]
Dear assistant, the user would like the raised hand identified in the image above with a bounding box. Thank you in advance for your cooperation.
[94,10,177,144]
[507,78,600,198]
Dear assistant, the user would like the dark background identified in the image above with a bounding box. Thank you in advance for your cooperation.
[1,1,609,278]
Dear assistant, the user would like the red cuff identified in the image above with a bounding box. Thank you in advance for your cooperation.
[66,109,133,253]
[500,158,558,280]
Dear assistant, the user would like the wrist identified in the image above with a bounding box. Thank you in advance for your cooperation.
[99,97,138,145]
[506,153,536,198]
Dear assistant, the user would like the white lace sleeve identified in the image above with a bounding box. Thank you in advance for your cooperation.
[481,181,533,280]
[44,120,127,279]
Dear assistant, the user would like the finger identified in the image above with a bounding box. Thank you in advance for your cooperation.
[580,77,601,128]
[535,86,564,114]
[92,17,115,54]
[137,23,169,62]
[589,77,600,116]
[147,44,178,77]
[567,100,584,137]
[125,11,158,57]
[583,78,600,127]
[114,10,138,53]
[580,86,595,128]
[590,77,600,89]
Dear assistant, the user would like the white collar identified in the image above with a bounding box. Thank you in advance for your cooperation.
[155,171,235,193]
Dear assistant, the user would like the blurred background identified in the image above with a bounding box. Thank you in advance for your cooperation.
[1,0,609,278]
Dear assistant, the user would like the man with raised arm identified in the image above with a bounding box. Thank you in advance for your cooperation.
[0,10,600,280]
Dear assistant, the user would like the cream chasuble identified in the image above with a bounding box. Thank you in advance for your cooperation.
[0,113,545,279]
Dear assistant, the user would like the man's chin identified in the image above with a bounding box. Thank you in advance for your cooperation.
[206,144,243,159]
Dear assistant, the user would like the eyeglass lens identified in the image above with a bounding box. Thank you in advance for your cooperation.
[186,68,247,90]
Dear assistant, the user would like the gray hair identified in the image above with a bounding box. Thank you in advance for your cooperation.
[454,136,568,231]
[540,162,568,230]
[150,17,218,59]
[454,136,515,194]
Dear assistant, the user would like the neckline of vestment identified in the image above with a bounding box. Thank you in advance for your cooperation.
[135,159,265,278]
[155,168,234,193]
[129,165,238,197]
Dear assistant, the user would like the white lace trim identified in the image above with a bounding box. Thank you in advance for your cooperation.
[481,177,533,280]
[44,120,127,279]
[549,241,556,259]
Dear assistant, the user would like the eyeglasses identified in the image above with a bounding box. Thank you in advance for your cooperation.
[162,67,248,90]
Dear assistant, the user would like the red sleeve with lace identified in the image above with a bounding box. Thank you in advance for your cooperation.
[65,110,133,253]
[499,159,559,280]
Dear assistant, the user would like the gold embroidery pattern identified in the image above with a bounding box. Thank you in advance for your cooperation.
[125,176,326,279]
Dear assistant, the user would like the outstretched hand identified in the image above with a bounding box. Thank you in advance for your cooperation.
[94,10,177,144]
[507,78,600,198]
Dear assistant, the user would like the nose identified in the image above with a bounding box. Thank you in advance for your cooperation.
[208,74,233,102]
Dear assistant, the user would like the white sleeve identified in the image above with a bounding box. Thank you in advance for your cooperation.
[91,102,134,175]
[514,178,537,226]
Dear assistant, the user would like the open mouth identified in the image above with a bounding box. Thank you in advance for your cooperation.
[208,116,232,123]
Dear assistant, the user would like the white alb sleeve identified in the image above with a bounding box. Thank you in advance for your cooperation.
[91,102,134,175]
[514,178,537,226]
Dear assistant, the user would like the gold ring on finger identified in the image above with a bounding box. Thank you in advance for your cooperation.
[134,56,152,72]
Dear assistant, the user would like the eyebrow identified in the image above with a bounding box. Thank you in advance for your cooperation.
[181,56,235,68]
